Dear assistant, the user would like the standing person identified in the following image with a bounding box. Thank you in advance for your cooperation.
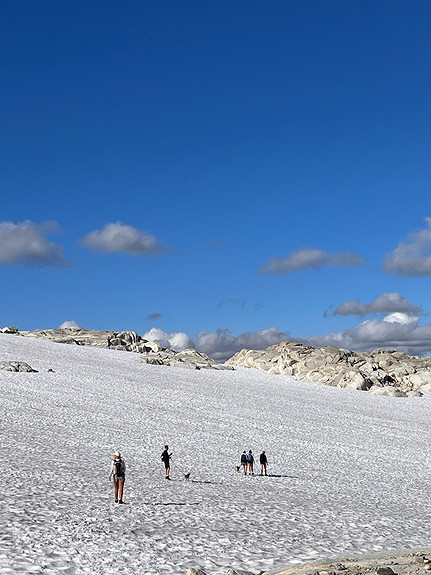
[161,445,172,480]
[247,450,254,475]
[241,451,248,475]
[108,451,126,503]
[260,450,268,476]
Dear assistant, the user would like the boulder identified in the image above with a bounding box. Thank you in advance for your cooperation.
[0,361,37,372]
[186,568,208,575]
[0,326,19,334]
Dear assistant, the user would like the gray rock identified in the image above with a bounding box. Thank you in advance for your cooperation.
[376,568,396,575]
[186,568,208,575]
[0,326,19,334]
[0,361,37,372]
[226,340,431,396]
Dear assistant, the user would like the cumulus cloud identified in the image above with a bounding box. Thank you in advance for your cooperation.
[302,312,431,356]
[81,222,165,255]
[332,292,422,317]
[384,217,431,276]
[142,328,193,351]
[59,320,81,329]
[146,313,162,321]
[0,220,69,267]
[261,248,362,275]
[196,327,291,361]
[143,326,291,362]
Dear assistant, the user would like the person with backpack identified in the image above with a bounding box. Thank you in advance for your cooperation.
[161,445,172,480]
[108,451,126,503]
[240,451,247,475]
[247,450,254,475]
[259,450,268,476]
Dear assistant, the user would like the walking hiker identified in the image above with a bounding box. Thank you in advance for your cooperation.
[161,445,172,480]
[260,450,268,476]
[241,451,247,475]
[247,450,254,475]
[108,451,126,503]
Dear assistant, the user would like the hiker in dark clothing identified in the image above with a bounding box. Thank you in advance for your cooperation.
[259,450,268,476]
[161,445,172,480]
[108,451,126,503]
[247,450,254,475]
[240,451,247,475]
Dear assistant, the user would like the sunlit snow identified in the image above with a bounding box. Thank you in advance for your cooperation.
[1,334,430,574]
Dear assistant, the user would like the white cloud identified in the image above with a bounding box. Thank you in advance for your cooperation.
[81,222,165,255]
[143,326,291,362]
[261,248,362,275]
[333,292,422,317]
[142,328,193,351]
[384,217,431,276]
[145,313,431,361]
[303,313,431,356]
[0,220,69,267]
[59,320,81,329]
[196,327,291,361]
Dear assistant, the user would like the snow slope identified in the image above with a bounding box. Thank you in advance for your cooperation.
[0,334,430,575]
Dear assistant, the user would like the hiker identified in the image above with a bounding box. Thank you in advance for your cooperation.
[108,451,126,503]
[161,445,172,480]
[247,450,254,475]
[260,450,268,476]
[241,451,248,475]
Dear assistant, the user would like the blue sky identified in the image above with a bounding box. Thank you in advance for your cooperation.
[2,1,431,359]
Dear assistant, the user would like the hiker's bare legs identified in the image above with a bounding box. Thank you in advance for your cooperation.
[113,478,119,500]
[118,478,124,501]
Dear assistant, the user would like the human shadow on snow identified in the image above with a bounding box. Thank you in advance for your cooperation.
[257,474,299,479]
[153,502,201,506]
[189,479,223,485]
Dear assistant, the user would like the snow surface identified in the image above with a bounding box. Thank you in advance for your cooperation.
[0,334,430,575]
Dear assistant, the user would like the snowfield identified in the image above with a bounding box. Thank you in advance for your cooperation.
[0,334,430,575]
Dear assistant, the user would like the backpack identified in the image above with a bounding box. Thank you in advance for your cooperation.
[115,458,125,476]
[247,453,252,463]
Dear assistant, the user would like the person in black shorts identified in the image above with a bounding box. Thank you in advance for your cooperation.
[259,450,268,476]
[241,451,247,475]
[108,451,126,503]
[161,445,172,480]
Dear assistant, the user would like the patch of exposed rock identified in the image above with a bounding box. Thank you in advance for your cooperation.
[0,361,37,372]
[0,327,232,371]
[226,341,431,396]
[140,347,233,370]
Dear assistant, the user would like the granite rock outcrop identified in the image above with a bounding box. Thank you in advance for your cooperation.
[0,327,232,371]
[226,340,431,396]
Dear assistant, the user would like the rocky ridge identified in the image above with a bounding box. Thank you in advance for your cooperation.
[2,326,431,394]
[0,326,232,371]
[226,340,431,396]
